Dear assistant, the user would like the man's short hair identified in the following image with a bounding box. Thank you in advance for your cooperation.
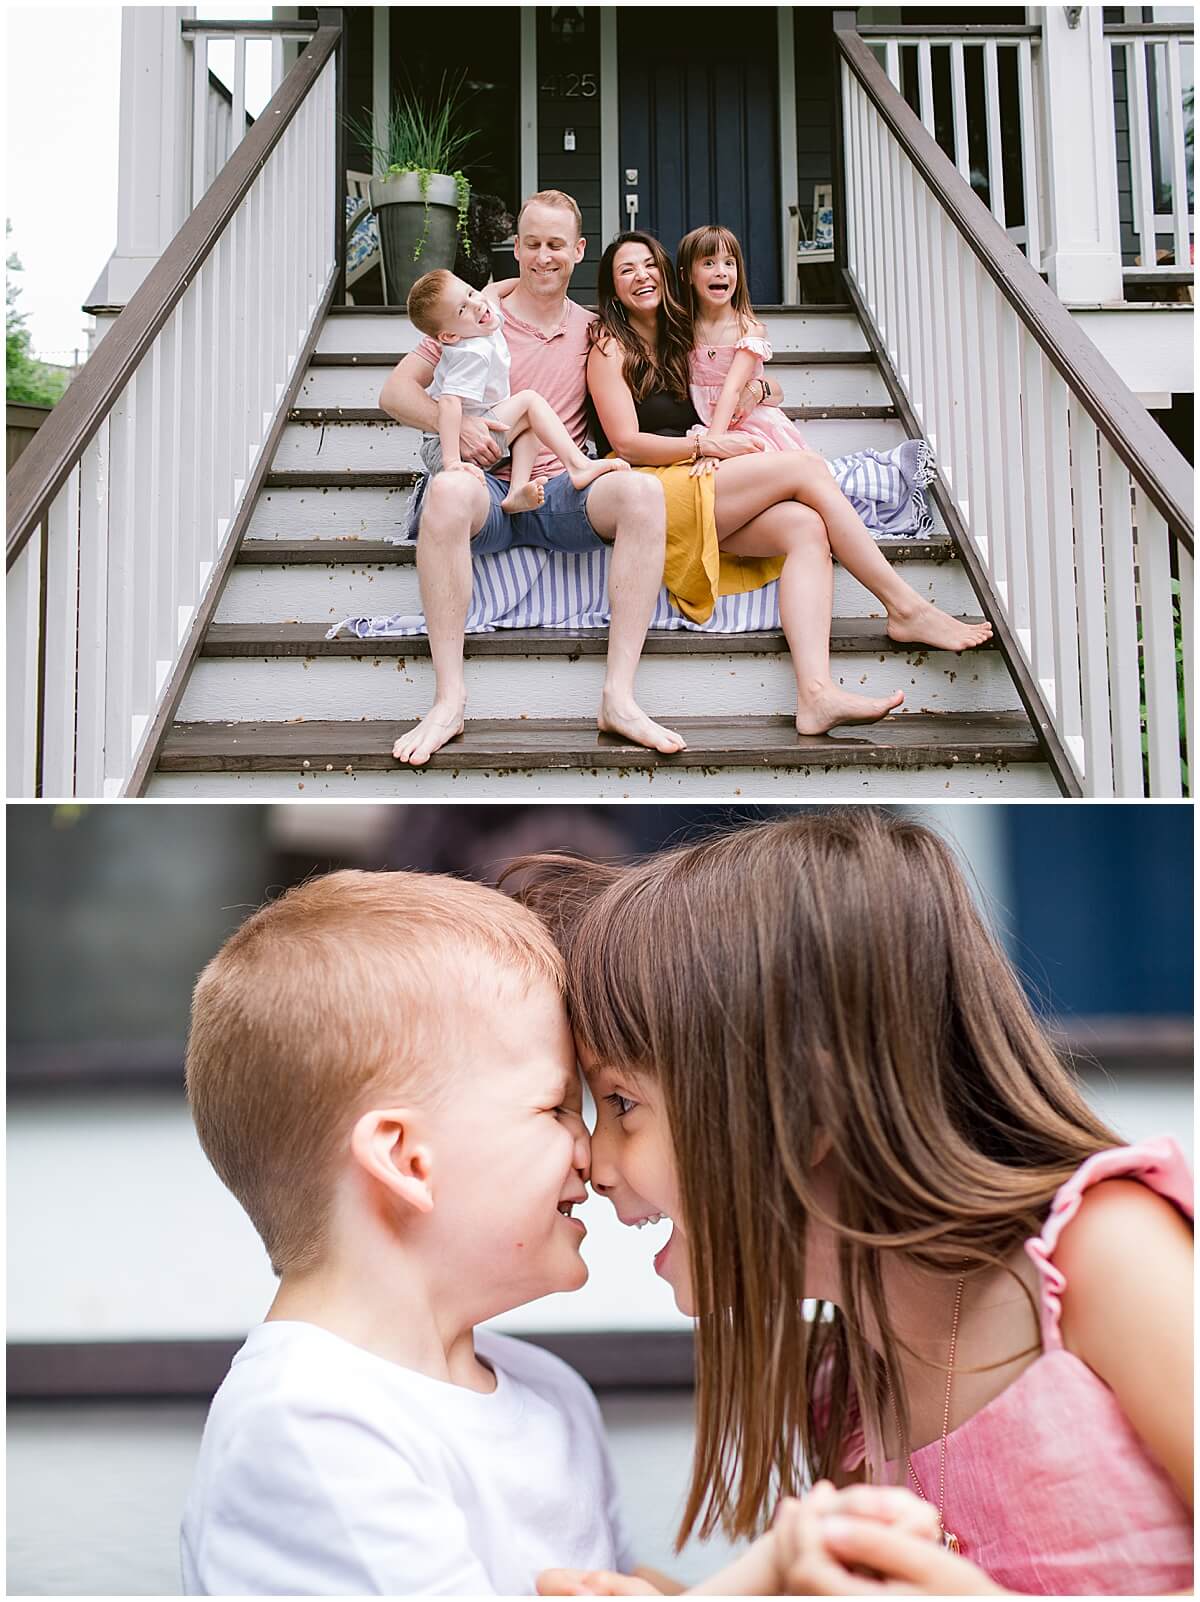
[185,869,564,1277]
[516,189,583,240]
[407,268,456,336]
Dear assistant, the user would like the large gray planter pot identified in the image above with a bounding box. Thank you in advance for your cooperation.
[369,171,460,305]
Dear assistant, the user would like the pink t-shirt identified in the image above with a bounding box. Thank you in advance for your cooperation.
[415,297,596,482]
[827,1138,1193,1595]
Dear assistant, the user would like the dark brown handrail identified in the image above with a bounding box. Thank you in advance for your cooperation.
[181,19,319,35]
[855,24,1040,36]
[1102,21,1195,34]
[6,23,341,569]
[837,27,1193,553]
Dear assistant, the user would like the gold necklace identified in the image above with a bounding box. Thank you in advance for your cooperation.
[888,1274,965,1554]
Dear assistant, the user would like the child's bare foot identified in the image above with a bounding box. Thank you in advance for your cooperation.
[794,681,904,736]
[597,692,686,754]
[568,457,631,492]
[500,480,546,514]
[392,702,466,766]
[886,600,993,653]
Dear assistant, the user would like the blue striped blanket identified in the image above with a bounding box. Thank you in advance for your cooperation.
[327,442,934,641]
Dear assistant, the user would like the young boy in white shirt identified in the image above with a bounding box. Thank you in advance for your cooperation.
[406,268,628,514]
[180,868,636,1596]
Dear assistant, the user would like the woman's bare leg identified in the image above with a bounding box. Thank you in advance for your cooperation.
[711,452,992,653]
[717,501,904,734]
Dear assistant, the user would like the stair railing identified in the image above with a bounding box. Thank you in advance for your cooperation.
[1104,20,1194,281]
[836,26,1193,798]
[7,22,343,798]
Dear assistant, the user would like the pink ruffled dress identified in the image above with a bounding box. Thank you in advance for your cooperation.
[844,1138,1194,1594]
[689,335,810,451]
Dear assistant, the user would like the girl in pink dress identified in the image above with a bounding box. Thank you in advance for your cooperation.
[677,225,936,538]
[527,811,1193,1597]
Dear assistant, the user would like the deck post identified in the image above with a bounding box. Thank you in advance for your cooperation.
[85,7,197,318]
[1035,5,1123,304]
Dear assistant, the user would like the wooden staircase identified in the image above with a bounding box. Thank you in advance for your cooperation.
[147,303,1057,796]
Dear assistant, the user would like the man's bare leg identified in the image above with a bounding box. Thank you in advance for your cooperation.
[393,472,491,766]
[719,504,904,734]
[710,452,992,653]
[584,472,685,753]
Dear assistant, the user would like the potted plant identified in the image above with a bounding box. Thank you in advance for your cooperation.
[351,75,478,305]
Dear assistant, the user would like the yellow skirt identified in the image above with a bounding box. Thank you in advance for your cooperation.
[634,461,785,626]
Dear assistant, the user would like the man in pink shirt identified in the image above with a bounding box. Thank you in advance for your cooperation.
[380,191,682,766]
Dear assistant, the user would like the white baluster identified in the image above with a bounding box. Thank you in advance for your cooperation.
[983,40,1006,229]
[1067,402,1112,795]
[131,353,158,731]
[159,303,183,663]
[923,179,950,472]
[177,284,199,629]
[191,31,209,209]
[7,525,43,796]
[1166,39,1191,272]
[996,304,1030,656]
[76,421,111,798]
[1128,40,1158,273]
[104,386,137,792]
[1018,330,1054,712]
[1177,544,1194,785]
[917,40,936,137]
[885,39,900,91]
[957,251,989,567]
[1043,367,1084,774]
[950,41,971,185]
[232,33,247,155]
[42,472,83,797]
[939,216,970,518]
[1016,38,1041,270]
[1099,442,1144,795]
[1136,496,1183,797]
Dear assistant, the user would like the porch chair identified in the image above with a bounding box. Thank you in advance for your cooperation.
[345,169,380,303]
[786,182,835,302]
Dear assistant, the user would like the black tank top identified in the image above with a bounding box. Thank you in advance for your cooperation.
[592,387,700,457]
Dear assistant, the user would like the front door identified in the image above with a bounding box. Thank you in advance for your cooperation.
[617,9,782,303]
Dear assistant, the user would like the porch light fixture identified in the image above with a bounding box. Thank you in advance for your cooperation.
[1065,6,1083,26]
[551,7,585,38]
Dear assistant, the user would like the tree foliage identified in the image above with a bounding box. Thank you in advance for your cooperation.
[7,221,70,407]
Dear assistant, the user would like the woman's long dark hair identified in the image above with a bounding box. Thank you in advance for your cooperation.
[589,231,694,404]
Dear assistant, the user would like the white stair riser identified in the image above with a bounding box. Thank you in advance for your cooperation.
[150,763,1060,800]
[217,559,979,623]
[272,417,908,471]
[247,485,949,541]
[297,362,890,410]
[315,311,868,357]
[179,650,1021,723]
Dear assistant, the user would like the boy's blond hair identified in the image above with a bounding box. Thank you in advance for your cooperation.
[517,189,583,239]
[407,268,457,337]
[185,869,564,1276]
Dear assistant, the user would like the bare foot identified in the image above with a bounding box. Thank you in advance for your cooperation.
[886,601,993,653]
[500,480,545,514]
[568,456,632,492]
[597,692,687,754]
[393,704,466,766]
[794,681,904,736]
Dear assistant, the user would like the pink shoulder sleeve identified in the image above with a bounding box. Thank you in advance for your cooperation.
[1024,1136,1194,1351]
[734,334,773,361]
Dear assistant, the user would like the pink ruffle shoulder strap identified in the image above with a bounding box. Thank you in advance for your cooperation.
[1024,1136,1194,1352]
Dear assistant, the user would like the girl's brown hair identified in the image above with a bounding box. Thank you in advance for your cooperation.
[515,811,1118,1547]
[676,224,757,334]
[589,230,694,404]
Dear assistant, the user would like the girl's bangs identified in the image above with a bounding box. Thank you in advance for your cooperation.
[687,227,741,263]
[565,881,665,1074]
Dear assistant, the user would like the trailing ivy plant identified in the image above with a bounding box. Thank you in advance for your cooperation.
[350,73,479,262]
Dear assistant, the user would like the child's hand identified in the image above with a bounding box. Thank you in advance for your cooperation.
[444,461,487,482]
[773,1483,1002,1594]
[537,1570,659,1596]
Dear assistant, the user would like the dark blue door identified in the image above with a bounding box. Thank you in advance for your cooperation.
[618,10,782,304]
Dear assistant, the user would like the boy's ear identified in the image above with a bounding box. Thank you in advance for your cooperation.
[437,330,460,346]
[350,1108,435,1214]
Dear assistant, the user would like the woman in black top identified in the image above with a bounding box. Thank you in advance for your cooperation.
[586,232,989,736]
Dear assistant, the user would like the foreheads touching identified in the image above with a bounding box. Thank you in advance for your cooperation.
[184,869,566,1278]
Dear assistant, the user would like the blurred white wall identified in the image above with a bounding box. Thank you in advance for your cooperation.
[7,1072,1190,1343]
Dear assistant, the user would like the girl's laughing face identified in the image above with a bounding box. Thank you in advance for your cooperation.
[579,1043,694,1315]
[690,247,739,310]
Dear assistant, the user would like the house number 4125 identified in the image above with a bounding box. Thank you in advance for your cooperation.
[540,72,598,98]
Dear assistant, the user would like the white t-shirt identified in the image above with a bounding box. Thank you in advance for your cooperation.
[180,1321,635,1596]
[428,313,512,415]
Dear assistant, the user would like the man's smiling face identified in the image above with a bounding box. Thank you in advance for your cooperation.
[513,202,586,299]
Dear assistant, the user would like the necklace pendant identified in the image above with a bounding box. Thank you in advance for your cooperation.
[942,1528,961,1555]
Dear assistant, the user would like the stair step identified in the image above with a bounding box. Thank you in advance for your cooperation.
[236,535,956,566]
[325,302,858,316]
[158,711,1043,774]
[306,349,876,367]
[271,416,908,472]
[202,619,994,659]
[286,403,897,423]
